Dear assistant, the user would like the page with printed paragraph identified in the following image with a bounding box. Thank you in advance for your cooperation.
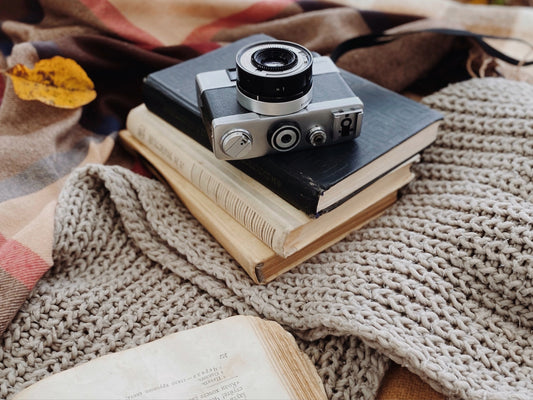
[13,316,326,400]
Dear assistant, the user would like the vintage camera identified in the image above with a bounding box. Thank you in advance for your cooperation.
[196,40,363,160]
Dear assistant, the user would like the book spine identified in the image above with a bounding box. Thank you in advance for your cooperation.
[126,107,299,255]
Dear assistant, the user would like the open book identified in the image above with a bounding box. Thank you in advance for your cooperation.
[13,315,327,400]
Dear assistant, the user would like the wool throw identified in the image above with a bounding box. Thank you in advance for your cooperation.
[1,77,532,400]
[3,0,533,338]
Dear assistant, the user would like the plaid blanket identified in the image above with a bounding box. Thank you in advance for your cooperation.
[1,0,532,398]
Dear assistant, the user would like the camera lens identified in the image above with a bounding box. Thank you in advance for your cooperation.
[251,48,297,72]
[236,41,313,116]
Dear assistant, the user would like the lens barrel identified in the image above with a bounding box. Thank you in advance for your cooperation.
[236,41,313,116]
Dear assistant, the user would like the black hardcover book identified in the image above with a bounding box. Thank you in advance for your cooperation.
[142,34,442,215]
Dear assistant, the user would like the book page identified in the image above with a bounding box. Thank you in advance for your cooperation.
[14,316,325,400]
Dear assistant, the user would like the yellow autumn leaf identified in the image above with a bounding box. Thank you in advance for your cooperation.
[5,56,96,109]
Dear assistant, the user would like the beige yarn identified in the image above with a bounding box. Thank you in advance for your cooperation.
[1,77,532,400]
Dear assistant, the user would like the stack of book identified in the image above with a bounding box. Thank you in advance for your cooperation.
[120,35,442,284]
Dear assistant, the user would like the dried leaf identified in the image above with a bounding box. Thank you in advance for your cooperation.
[5,56,96,109]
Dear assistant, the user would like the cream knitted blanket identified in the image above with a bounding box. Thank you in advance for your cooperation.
[1,77,532,400]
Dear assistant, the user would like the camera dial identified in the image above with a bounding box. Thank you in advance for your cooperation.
[236,41,313,116]
[307,126,327,146]
[221,129,253,158]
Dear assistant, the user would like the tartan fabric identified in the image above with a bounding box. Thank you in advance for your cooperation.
[1,0,532,397]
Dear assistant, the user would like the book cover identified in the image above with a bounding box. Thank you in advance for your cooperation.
[142,34,442,215]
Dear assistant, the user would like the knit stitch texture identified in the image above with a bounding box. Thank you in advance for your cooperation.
[1,77,532,400]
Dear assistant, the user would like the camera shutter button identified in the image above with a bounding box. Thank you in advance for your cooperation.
[221,129,253,158]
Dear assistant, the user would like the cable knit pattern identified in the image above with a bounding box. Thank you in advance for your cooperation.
[1,77,532,400]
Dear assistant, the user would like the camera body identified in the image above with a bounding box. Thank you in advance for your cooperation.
[196,41,363,160]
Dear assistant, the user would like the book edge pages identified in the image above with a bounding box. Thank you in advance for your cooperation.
[248,317,328,400]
